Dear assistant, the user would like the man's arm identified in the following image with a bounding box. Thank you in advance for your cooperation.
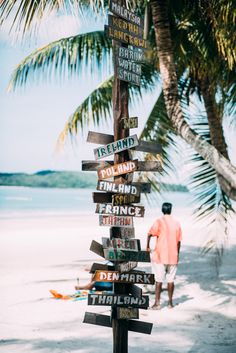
[146,233,152,252]
[177,241,181,262]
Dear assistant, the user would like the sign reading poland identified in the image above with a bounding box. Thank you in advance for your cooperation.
[97,160,138,180]
[94,135,138,160]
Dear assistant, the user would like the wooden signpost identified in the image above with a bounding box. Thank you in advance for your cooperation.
[82,1,158,352]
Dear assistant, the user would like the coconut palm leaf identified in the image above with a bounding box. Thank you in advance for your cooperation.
[8,30,113,91]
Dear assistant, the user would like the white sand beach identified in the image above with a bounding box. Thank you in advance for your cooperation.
[0,208,236,353]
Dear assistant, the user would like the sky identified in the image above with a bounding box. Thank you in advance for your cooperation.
[0,10,161,174]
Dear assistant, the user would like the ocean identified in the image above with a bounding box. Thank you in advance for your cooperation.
[0,186,191,218]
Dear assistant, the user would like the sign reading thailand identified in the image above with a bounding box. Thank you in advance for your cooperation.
[96,203,145,217]
[94,135,138,160]
[109,0,144,28]
[88,294,149,308]
[99,215,133,227]
[97,160,138,180]
[97,180,140,196]
[92,270,155,285]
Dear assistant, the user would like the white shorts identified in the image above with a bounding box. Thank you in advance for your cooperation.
[152,263,177,283]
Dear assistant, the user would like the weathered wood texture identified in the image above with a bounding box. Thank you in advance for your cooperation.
[121,117,138,129]
[105,25,147,49]
[83,312,153,334]
[97,180,141,196]
[89,262,115,274]
[127,283,143,298]
[110,227,135,239]
[118,261,137,273]
[104,249,151,262]
[116,66,141,86]
[99,215,133,228]
[92,270,155,284]
[96,203,145,217]
[90,240,105,258]
[87,131,162,153]
[109,0,144,28]
[88,293,149,308]
[97,160,138,180]
[82,160,163,172]
[112,193,141,205]
[102,237,140,251]
[94,135,139,160]
[115,45,144,63]
[116,307,139,320]
[108,14,144,38]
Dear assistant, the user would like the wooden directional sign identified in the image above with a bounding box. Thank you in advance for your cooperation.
[82,160,162,174]
[105,25,147,49]
[112,193,140,205]
[89,262,114,274]
[128,283,143,298]
[88,293,149,308]
[97,180,140,196]
[121,117,138,129]
[110,227,135,239]
[83,312,153,334]
[116,45,144,63]
[99,215,133,228]
[87,131,162,154]
[97,160,138,180]
[116,66,141,86]
[102,238,140,251]
[108,15,143,39]
[90,240,105,258]
[94,135,138,160]
[109,0,144,28]
[117,307,139,320]
[116,57,142,75]
[96,203,145,217]
[92,270,155,285]
[104,249,150,262]
[118,261,137,273]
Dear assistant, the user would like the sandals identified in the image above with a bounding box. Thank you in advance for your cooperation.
[150,304,161,310]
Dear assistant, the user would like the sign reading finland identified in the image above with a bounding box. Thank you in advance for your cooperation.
[97,180,140,196]
[94,135,138,160]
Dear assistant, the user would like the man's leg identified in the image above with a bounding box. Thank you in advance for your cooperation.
[167,282,174,308]
[153,282,162,308]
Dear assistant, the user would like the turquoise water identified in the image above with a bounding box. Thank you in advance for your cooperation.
[0,186,191,218]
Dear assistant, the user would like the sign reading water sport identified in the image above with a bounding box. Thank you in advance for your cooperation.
[94,135,138,160]
[96,203,145,217]
[97,180,140,196]
[97,160,138,180]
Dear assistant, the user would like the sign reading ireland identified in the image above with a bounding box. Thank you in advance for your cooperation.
[94,135,138,160]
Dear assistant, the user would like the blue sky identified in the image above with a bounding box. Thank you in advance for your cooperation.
[0,12,160,174]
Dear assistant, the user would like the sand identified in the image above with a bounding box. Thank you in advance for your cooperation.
[0,210,236,353]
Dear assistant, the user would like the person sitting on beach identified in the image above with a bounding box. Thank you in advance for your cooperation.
[75,278,113,291]
[146,202,182,309]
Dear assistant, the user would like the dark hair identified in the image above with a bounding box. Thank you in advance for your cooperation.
[162,202,172,215]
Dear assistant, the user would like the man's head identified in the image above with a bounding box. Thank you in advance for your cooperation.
[162,202,172,215]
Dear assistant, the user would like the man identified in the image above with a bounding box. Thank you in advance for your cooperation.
[146,202,182,309]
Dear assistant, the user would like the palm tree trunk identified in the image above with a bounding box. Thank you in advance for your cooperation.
[150,0,236,200]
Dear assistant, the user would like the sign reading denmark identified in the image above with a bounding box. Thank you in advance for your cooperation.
[99,215,133,228]
[94,135,138,160]
[96,203,145,217]
[97,160,138,180]
[88,294,149,308]
[93,270,155,285]
[97,180,140,196]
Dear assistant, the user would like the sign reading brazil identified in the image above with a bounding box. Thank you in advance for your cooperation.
[88,294,149,308]
[104,249,151,262]
[94,135,138,160]
[96,203,145,217]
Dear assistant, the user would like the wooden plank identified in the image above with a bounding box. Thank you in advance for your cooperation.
[97,180,141,197]
[121,117,138,129]
[82,160,162,173]
[89,262,115,274]
[128,284,143,298]
[108,15,143,39]
[88,293,149,308]
[118,261,137,273]
[110,227,135,239]
[112,194,140,205]
[102,238,140,251]
[116,307,139,320]
[87,132,162,153]
[94,135,139,160]
[116,45,144,63]
[90,240,105,258]
[96,203,145,217]
[104,249,150,263]
[97,160,138,180]
[109,0,144,28]
[116,66,141,86]
[132,182,151,193]
[92,270,155,285]
[83,312,153,334]
[99,215,133,228]
[105,25,147,49]
[93,192,113,204]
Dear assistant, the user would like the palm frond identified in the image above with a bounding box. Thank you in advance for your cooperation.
[8,31,113,91]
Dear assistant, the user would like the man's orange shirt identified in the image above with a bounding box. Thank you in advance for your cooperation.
[148,215,182,265]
